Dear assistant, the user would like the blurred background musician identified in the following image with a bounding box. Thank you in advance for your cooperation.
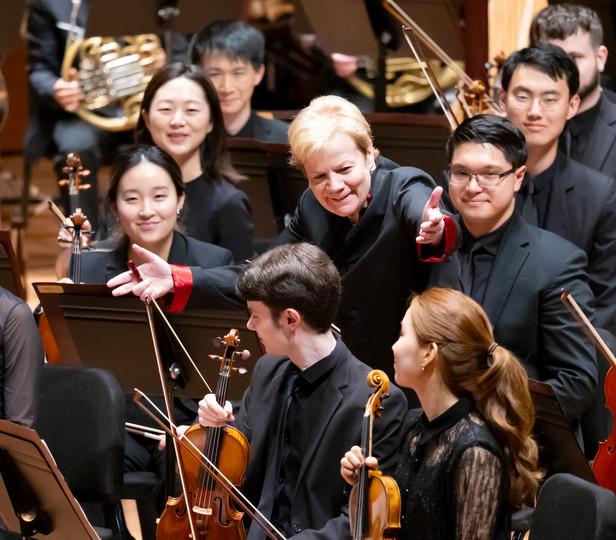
[499,44,616,336]
[191,20,289,143]
[0,287,43,428]
[24,0,134,224]
[134,63,255,263]
[530,3,616,181]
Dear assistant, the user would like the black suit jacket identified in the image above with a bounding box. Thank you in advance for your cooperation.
[272,166,444,377]
[517,152,616,334]
[564,93,616,181]
[234,339,407,539]
[25,0,89,161]
[234,110,289,144]
[438,214,597,422]
[80,231,233,283]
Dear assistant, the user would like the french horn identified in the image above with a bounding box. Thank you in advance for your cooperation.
[61,33,163,132]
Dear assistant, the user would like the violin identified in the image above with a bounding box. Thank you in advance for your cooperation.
[561,290,616,495]
[349,370,401,539]
[156,329,249,540]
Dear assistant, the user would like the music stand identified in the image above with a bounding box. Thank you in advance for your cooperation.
[529,379,596,483]
[0,231,25,301]
[227,138,307,244]
[33,283,261,401]
[0,420,99,539]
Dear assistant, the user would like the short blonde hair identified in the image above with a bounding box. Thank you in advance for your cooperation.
[288,95,374,170]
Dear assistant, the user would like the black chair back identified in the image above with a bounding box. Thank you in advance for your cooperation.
[530,473,616,540]
[36,365,125,504]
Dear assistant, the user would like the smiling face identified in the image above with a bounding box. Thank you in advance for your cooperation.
[502,65,579,151]
[114,160,184,254]
[449,142,525,237]
[142,77,213,174]
[201,52,264,122]
[303,132,375,223]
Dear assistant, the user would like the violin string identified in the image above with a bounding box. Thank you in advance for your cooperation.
[136,390,286,540]
[150,298,213,393]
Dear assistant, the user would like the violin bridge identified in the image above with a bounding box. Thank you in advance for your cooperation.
[192,505,213,516]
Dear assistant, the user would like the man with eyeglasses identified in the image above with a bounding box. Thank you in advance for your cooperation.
[442,113,596,430]
[500,44,616,336]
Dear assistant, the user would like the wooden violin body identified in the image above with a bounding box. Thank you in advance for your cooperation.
[349,469,401,539]
[349,370,401,540]
[156,423,249,540]
[592,367,616,493]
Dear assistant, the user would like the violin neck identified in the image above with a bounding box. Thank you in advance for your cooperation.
[353,413,372,539]
[68,227,82,283]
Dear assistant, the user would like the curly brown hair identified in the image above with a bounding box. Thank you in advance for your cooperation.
[410,288,542,507]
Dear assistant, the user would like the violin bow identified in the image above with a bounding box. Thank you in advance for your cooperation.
[132,389,287,540]
[561,289,616,368]
[128,261,200,539]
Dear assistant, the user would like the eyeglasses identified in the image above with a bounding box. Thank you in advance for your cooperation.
[448,167,516,188]
[509,92,561,112]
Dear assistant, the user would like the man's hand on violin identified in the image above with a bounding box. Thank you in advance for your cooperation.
[198,393,234,427]
[107,244,174,301]
[340,445,378,486]
[417,186,445,245]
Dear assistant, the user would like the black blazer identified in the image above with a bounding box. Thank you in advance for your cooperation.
[25,0,89,162]
[271,166,443,378]
[564,93,616,181]
[517,152,616,335]
[234,110,289,144]
[439,213,597,422]
[234,339,407,540]
[79,231,233,283]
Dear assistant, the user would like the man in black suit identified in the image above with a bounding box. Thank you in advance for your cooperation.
[25,0,133,223]
[191,20,289,143]
[197,242,407,539]
[530,4,616,178]
[500,44,616,335]
[443,114,596,426]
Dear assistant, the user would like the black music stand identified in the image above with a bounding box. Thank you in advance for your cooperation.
[529,379,596,483]
[0,420,99,539]
[227,138,306,247]
[0,231,25,301]
[33,283,260,401]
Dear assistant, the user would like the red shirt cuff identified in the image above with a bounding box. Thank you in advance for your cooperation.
[418,215,457,262]
[164,265,193,313]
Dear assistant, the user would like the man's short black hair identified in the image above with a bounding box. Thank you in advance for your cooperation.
[501,43,580,97]
[236,243,341,334]
[446,114,528,169]
[530,4,604,48]
[191,20,265,70]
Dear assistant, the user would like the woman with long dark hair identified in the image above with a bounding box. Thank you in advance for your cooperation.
[134,63,254,262]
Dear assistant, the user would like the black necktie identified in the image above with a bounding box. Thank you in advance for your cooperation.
[521,179,538,227]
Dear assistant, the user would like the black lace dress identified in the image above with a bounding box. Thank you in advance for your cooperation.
[395,399,510,540]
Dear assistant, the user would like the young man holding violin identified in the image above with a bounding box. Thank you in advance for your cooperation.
[197,242,407,539]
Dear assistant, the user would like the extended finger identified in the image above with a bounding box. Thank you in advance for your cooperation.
[107,270,133,288]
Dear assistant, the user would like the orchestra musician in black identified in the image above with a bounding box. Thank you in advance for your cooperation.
[197,242,407,539]
[341,287,541,540]
[500,44,616,336]
[191,20,289,143]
